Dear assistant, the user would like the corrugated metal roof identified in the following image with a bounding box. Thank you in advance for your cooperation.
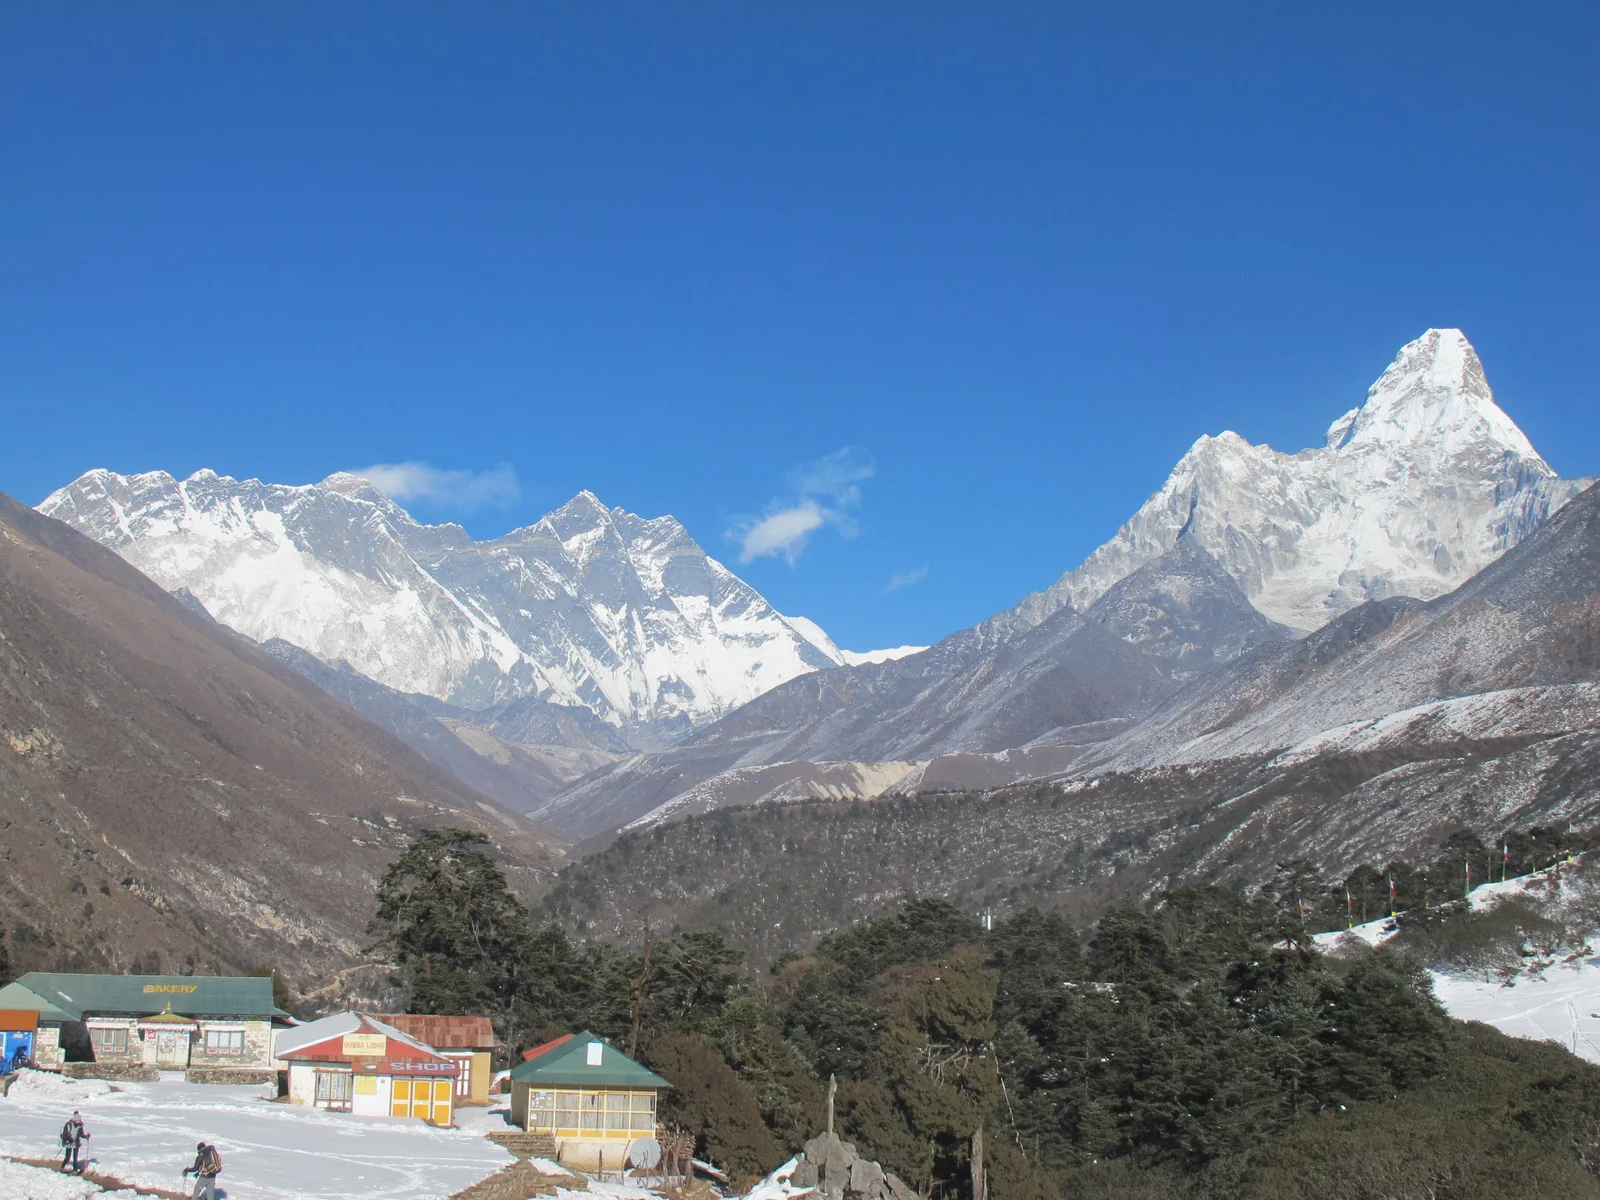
[370,1013,497,1050]
[15,973,283,1020]
[508,1031,671,1090]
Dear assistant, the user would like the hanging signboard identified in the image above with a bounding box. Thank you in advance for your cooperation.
[342,1033,388,1057]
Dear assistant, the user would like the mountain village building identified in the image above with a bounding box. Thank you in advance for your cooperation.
[370,1013,497,1105]
[276,1012,460,1124]
[508,1032,670,1171]
[0,972,288,1079]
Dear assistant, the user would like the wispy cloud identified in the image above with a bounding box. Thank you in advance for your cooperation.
[884,565,929,593]
[349,461,520,511]
[732,447,875,564]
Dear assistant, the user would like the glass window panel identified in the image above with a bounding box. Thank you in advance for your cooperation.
[581,1108,602,1131]
[631,1112,655,1131]
[631,1092,655,1111]
[530,1110,554,1130]
[606,1092,629,1110]
[532,1091,553,1109]
[582,1092,603,1109]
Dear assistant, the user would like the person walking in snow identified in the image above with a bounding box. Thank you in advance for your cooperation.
[59,1110,89,1172]
[183,1141,222,1200]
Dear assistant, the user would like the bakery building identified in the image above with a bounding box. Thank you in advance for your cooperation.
[370,1013,497,1105]
[276,1012,460,1125]
[0,972,287,1079]
[508,1032,670,1171]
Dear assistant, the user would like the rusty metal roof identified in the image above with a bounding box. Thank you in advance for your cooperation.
[369,1013,497,1050]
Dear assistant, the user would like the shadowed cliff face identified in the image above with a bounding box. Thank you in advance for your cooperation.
[0,492,557,994]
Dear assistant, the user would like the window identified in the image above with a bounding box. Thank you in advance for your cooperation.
[528,1089,555,1130]
[204,1030,244,1056]
[89,1027,128,1055]
[605,1091,630,1131]
[555,1091,579,1130]
[632,1091,657,1131]
[315,1071,353,1110]
[581,1091,603,1131]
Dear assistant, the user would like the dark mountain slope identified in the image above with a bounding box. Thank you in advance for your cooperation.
[259,639,618,824]
[0,492,557,992]
[536,539,1287,840]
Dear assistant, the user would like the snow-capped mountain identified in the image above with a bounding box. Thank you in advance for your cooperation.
[531,329,1595,838]
[1017,329,1589,633]
[38,472,842,743]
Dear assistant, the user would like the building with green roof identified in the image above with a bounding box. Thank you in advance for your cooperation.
[508,1031,670,1170]
[0,972,291,1080]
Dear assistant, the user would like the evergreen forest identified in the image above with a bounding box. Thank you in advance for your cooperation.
[368,828,1600,1199]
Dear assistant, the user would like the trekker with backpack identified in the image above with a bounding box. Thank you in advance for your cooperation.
[183,1141,223,1200]
[59,1110,89,1172]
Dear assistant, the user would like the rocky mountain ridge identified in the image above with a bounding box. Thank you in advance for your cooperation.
[531,329,1593,839]
[38,474,850,746]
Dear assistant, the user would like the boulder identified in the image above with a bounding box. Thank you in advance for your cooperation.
[885,1173,918,1200]
[847,1158,885,1197]
[791,1159,819,1188]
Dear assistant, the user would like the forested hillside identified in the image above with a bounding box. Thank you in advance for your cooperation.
[377,830,1600,1199]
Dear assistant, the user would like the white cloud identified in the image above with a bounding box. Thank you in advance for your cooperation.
[732,448,875,564]
[350,461,520,511]
[884,565,929,593]
[738,502,828,564]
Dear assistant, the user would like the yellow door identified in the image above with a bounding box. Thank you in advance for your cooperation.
[410,1079,433,1120]
[433,1080,452,1125]
[391,1079,412,1117]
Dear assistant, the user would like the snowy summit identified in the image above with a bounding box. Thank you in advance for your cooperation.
[1020,329,1590,633]
[38,475,850,743]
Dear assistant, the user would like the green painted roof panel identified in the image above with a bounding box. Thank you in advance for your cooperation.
[509,1031,671,1089]
[14,973,282,1020]
[0,981,81,1022]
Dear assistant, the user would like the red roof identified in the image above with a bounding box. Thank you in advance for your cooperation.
[520,1033,574,1062]
[370,1014,497,1051]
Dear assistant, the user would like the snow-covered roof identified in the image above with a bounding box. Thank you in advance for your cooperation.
[275,1011,450,1061]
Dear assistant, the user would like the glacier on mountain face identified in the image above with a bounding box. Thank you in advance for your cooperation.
[1014,329,1590,634]
[37,472,844,742]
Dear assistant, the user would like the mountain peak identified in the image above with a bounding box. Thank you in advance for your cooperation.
[1338,328,1545,466]
[1019,329,1586,634]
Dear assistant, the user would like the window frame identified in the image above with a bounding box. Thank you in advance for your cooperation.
[89,1026,129,1055]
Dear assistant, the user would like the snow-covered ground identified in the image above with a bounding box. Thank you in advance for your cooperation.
[0,1071,513,1199]
[1315,863,1600,1065]
[0,1158,141,1200]
[1431,958,1600,1063]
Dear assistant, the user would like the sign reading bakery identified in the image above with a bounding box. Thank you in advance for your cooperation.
[341,1033,388,1057]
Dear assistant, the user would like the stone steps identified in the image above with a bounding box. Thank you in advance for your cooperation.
[484,1131,559,1158]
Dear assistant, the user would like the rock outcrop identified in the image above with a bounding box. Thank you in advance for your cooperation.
[772,1133,917,1200]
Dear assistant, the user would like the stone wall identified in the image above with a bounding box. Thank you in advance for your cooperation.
[64,1062,159,1082]
[186,1067,276,1085]
[33,1026,63,1071]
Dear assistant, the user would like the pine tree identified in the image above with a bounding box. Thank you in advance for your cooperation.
[368,827,534,1018]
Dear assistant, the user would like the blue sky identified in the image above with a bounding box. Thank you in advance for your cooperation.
[2,5,1596,652]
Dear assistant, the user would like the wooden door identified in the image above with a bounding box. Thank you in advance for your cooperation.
[432,1080,452,1124]
[391,1078,412,1117]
